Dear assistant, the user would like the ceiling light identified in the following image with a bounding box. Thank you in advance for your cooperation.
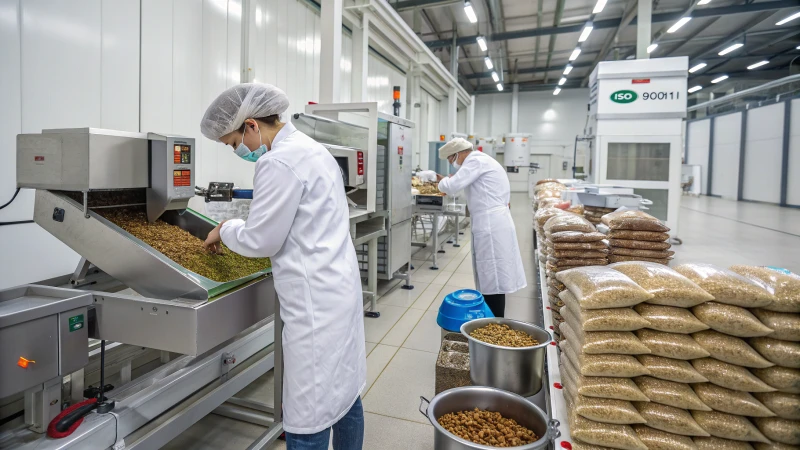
[668,17,692,33]
[497,83,504,91]
[718,43,743,56]
[476,36,487,52]
[464,1,478,24]
[484,57,493,69]
[711,75,728,84]
[558,77,567,86]
[689,62,707,73]
[553,88,562,95]
[647,43,658,53]
[578,23,594,42]
[747,60,769,70]
[491,71,499,82]
[697,0,711,4]
[564,65,573,75]
[688,85,703,93]
[776,11,800,25]
[569,48,581,61]
[593,0,608,14]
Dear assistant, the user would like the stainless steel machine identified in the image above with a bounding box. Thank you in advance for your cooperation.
[1,128,283,449]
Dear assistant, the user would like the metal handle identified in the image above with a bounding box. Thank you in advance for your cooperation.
[547,419,561,441]
[418,396,430,419]
[640,199,654,206]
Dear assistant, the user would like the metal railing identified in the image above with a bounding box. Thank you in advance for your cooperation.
[688,74,800,119]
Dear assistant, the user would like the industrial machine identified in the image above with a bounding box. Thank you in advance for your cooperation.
[475,137,496,159]
[503,133,532,173]
[2,128,282,449]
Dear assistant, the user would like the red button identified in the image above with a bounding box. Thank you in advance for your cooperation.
[561,442,572,449]
[549,326,554,330]
[546,306,551,310]
[553,382,562,389]
[550,342,557,346]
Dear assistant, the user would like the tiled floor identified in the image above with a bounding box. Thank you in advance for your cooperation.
[167,193,799,449]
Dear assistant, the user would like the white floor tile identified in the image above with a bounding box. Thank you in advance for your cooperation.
[446,272,476,288]
[410,284,445,311]
[365,344,399,395]
[402,310,444,354]
[431,270,454,285]
[365,341,377,357]
[378,282,428,308]
[364,304,409,343]
[363,348,437,424]
[363,413,435,450]
[381,307,426,347]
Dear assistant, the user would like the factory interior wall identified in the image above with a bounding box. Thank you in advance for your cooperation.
[742,102,785,204]
[710,112,742,200]
[366,52,408,119]
[0,0,405,290]
[788,98,800,206]
[686,119,711,195]
[416,89,442,170]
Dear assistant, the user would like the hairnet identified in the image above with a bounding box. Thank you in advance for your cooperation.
[200,83,290,141]
[439,137,473,160]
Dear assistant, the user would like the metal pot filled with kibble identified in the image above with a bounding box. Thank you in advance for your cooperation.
[461,319,551,397]
[419,386,559,449]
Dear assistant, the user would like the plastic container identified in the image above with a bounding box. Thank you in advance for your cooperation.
[437,289,494,336]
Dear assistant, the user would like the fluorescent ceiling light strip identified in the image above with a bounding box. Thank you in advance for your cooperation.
[553,88,562,95]
[747,60,768,70]
[563,65,573,75]
[476,36,487,52]
[776,11,800,25]
[688,62,707,73]
[491,71,499,82]
[718,43,743,55]
[485,57,493,69]
[697,0,711,4]
[647,43,658,53]
[668,17,692,33]
[578,24,593,42]
[711,75,728,84]
[497,83,503,91]
[688,85,703,93]
[569,48,581,61]
[464,2,478,23]
[593,0,607,14]
[558,77,567,86]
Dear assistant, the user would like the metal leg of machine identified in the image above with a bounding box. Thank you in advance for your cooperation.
[364,237,381,318]
[453,214,461,247]
[431,213,439,270]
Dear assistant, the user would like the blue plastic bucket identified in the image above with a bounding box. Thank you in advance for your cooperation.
[436,289,494,333]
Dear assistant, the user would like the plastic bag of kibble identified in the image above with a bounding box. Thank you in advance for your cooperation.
[601,210,671,232]
[535,207,570,229]
[607,229,671,242]
[633,304,709,334]
[610,247,675,259]
[608,255,672,265]
[729,265,800,313]
[556,266,654,309]
[751,366,800,394]
[633,402,709,437]
[752,309,800,341]
[632,425,698,450]
[574,394,647,425]
[609,239,672,251]
[692,330,774,368]
[750,337,800,369]
[547,230,608,243]
[552,249,610,259]
[609,262,714,308]
[695,436,756,450]
[561,322,652,355]
[674,263,776,308]
[633,376,710,411]
[753,417,800,445]
[635,329,710,360]
[754,442,798,450]
[753,392,800,420]
[692,383,775,417]
[553,241,609,250]
[692,411,770,443]
[561,340,651,378]
[691,358,777,392]
[637,355,709,383]
[692,303,774,338]
[569,412,648,450]
[562,354,650,402]
[547,256,610,268]
[544,214,596,234]
[564,302,650,332]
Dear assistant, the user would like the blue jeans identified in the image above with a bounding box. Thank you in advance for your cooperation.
[285,397,364,450]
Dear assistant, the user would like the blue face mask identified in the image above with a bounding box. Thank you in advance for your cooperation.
[234,127,268,162]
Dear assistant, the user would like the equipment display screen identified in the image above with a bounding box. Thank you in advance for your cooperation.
[174,145,191,164]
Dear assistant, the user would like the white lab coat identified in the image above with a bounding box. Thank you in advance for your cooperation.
[220,122,366,434]
[438,151,527,295]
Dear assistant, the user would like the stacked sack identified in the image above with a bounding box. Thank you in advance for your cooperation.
[584,206,616,226]
[542,214,609,342]
[533,179,567,212]
[601,210,674,265]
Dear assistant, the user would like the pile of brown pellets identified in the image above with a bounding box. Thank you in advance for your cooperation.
[469,323,538,348]
[437,408,538,447]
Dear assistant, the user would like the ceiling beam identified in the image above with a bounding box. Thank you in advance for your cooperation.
[391,0,460,11]
[543,0,566,84]
[466,62,594,79]
[581,0,638,87]
[423,0,798,49]
[665,16,721,56]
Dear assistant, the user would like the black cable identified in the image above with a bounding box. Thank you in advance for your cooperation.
[0,220,34,227]
[0,188,21,210]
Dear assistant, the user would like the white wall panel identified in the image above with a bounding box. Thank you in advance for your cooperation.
[140,0,173,133]
[710,112,741,199]
[172,0,204,182]
[101,0,140,131]
[473,93,512,137]
[457,108,466,134]
[0,0,23,223]
[368,52,406,118]
[788,99,800,206]
[743,103,784,204]
[686,119,710,195]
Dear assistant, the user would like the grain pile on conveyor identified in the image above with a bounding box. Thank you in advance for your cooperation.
[601,210,674,265]
[555,261,800,449]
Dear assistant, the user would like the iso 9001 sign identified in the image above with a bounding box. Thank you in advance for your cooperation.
[611,89,681,104]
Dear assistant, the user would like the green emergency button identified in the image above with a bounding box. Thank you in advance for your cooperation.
[69,314,84,332]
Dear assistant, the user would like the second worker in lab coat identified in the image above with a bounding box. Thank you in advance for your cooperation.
[436,138,527,317]
[200,83,366,450]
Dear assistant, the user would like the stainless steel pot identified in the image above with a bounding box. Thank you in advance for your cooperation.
[419,386,560,450]
[461,318,551,397]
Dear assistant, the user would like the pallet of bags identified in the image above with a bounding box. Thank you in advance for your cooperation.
[584,206,617,226]
[601,210,674,265]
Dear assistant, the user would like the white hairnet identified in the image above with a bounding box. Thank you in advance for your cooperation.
[439,137,473,160]
[200,83,290,141]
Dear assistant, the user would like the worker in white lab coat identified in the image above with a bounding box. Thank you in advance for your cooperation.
[200,84,366,449]
[436,138,527,317]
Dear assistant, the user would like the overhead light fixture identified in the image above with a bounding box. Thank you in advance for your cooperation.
[689,62,707,73]
[497,83,504,91]
[688,85,703,93]
[697,0,711,4]
[464,1,478,24]
[776,11,800,25]
[491,71,499,82]
[553,88,562,95]
[593,0,608,14]
[647,43,658,53]
[484,57,493,69]
[711,75,728,84]
[564,65,573,75]
[747,60,769,70]
[578,23,593,42]
[558,77,567,86]
[668,17,692,33]
[569,48,581,61]
[718,43,743,56]
[476,36,487,52]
